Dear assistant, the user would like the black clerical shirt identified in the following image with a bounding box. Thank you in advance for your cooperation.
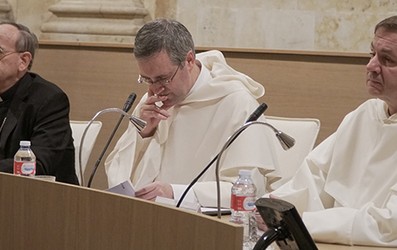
[0,81,19,134]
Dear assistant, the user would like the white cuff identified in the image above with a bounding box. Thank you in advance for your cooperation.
[172,184,199,207]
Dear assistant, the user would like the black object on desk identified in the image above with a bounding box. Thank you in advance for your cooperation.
[253,198,318,250]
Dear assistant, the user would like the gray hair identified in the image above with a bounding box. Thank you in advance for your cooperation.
[0,21,38,70]
[375,16,397,33]
[134,19,195,66]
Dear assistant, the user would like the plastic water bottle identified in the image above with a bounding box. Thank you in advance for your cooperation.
[13,140,36,176]
[230,169,258,248]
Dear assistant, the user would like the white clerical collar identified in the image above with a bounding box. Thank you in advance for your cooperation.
[187,59,211,95]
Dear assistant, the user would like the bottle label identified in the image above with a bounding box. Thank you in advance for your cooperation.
[14,161,36,176]
[231,194,256,211]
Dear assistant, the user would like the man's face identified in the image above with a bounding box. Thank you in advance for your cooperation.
[366,28,397,105]
[0,24,25,91]
[137,50,194,109]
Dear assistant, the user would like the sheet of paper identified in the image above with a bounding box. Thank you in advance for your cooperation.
[106,180,135,197]
[200,207,231,216]
[155,196,201,212]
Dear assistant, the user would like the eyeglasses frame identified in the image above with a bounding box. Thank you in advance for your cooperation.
[137,64,181,86]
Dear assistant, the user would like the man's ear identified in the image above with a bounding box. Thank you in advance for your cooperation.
[18,51,32,71]
[185,50,195,68]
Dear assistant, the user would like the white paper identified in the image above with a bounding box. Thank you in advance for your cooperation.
[106,180,135,197]
[200,207,231,216]
[155,196,201,212]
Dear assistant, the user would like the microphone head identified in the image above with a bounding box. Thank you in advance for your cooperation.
[123,92,137,112]
[275,131,295,150]
[129,115,147,132]
[246,103,268,122]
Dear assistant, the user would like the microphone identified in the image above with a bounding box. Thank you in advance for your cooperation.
[246,103,268,122]
[123,92,137,112]
[176,103,268,208]
[86,92,137,187]
[79,107,145,187]
[214,120,295,218]
[224,103,268,149]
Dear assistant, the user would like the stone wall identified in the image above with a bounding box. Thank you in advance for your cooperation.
[176,0,397,52]
[4,0,397,52]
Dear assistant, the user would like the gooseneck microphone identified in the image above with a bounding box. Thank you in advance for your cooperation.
[175,103,268,208]
[224,102,268,149]
[86,92,137,187]
[79,107,145,187]
[214,120,295,218]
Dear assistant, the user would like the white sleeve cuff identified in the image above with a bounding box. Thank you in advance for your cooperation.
[172,184,199,208]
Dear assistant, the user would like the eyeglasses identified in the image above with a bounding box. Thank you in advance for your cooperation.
[137,65,180,85]
[0,51,19,61]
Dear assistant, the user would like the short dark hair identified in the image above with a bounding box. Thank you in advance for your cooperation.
[133,19,195,66]
[374,16,397,34]
[0,21,38,70]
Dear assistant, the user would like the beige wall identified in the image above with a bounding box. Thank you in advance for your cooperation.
[8,0,54,33]
[4,0,397,52]
[0,1,386,189]
[176,0,397,52]
[31,44,369,189]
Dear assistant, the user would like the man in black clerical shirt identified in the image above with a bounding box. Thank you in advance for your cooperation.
[0,21,78,184]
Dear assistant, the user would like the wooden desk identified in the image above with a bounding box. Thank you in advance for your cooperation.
[317,243,391,250]
[1,173,391,250]
[218,215,391,250]
[0,173,244,250]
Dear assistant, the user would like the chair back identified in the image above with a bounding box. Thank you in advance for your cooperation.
[265,116,320,189]
[70,120,102,185]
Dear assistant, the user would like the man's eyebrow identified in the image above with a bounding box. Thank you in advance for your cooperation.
[139,74,167,84]
[375,34,397,46]
[371,40,395,54]
[141,72,171,81]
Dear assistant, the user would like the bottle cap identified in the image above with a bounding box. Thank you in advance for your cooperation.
[20,140,31,146]
[238,169,252,176]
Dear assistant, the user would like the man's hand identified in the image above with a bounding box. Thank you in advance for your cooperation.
[139,87,170,137]
[135,181,174,201]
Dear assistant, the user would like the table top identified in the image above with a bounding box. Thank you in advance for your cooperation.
[317,243,392,250]
[216,214,392,250]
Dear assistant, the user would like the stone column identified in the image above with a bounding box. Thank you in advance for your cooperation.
[0,0,13,21]
[40,0,148,43]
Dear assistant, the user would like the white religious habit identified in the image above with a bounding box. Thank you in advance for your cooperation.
[271,98,397,247]
[105,50,281,208]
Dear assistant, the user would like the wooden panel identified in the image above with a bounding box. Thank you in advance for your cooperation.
[32,44,146,189]
[0,174,389,249]
[222,50,370,144]
[0,173,243,250]
[31,43,370,189]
